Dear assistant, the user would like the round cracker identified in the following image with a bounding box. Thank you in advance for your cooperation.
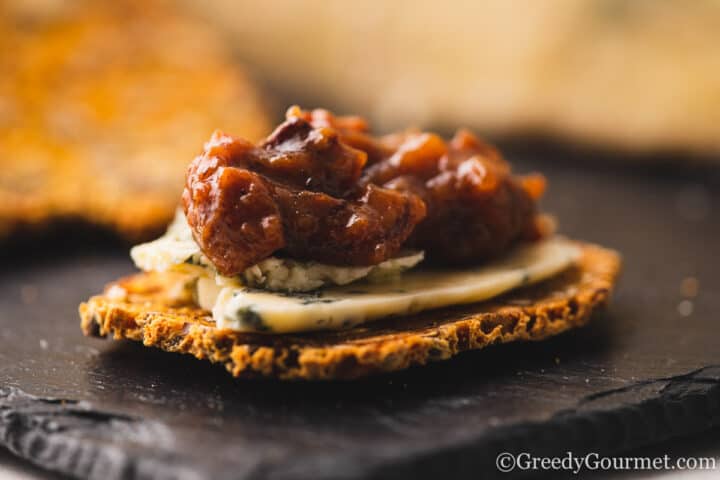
[79,242,620,380]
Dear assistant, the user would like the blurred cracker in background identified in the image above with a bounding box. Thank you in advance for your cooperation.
[0,0,270,241]
[184,0,720,159]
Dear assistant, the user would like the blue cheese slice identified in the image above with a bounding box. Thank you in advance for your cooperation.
[238,251,423,292]
[201,237,581,333]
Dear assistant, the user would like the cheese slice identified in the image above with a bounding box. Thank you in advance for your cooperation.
[202,237,581,333]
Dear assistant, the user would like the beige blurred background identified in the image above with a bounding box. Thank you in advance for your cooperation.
[183,0,720,157]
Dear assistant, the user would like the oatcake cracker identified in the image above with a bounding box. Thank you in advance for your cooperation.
[0,1,270,241]
[80,242,620,380]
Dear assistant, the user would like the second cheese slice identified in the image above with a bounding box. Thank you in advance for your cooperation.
[200,237,581,333]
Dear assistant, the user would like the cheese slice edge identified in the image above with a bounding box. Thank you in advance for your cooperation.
[203,237,581,333]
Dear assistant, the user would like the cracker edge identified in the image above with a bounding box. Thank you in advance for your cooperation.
[79,243,621,380]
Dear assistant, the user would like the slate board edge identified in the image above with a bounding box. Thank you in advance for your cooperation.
[0,387,205,480]
[363,365,720,480]
[2,365,720,480]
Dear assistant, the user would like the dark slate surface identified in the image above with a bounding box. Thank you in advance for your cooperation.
[1,152,719,480]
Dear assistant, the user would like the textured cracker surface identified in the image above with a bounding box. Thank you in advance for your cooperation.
[80,242,620,380]
[0,1,270,241]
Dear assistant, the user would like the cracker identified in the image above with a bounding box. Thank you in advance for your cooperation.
[0,1,270,241]
[80,242,621,380]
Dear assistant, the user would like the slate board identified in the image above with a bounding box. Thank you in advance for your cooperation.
[1,149,719,480]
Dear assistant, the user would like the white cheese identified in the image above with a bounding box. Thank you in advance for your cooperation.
[130,209,209,275]
[206,237,581,333]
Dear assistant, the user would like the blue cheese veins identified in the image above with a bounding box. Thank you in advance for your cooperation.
[202,237,581,333]
[238,251,423,292]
